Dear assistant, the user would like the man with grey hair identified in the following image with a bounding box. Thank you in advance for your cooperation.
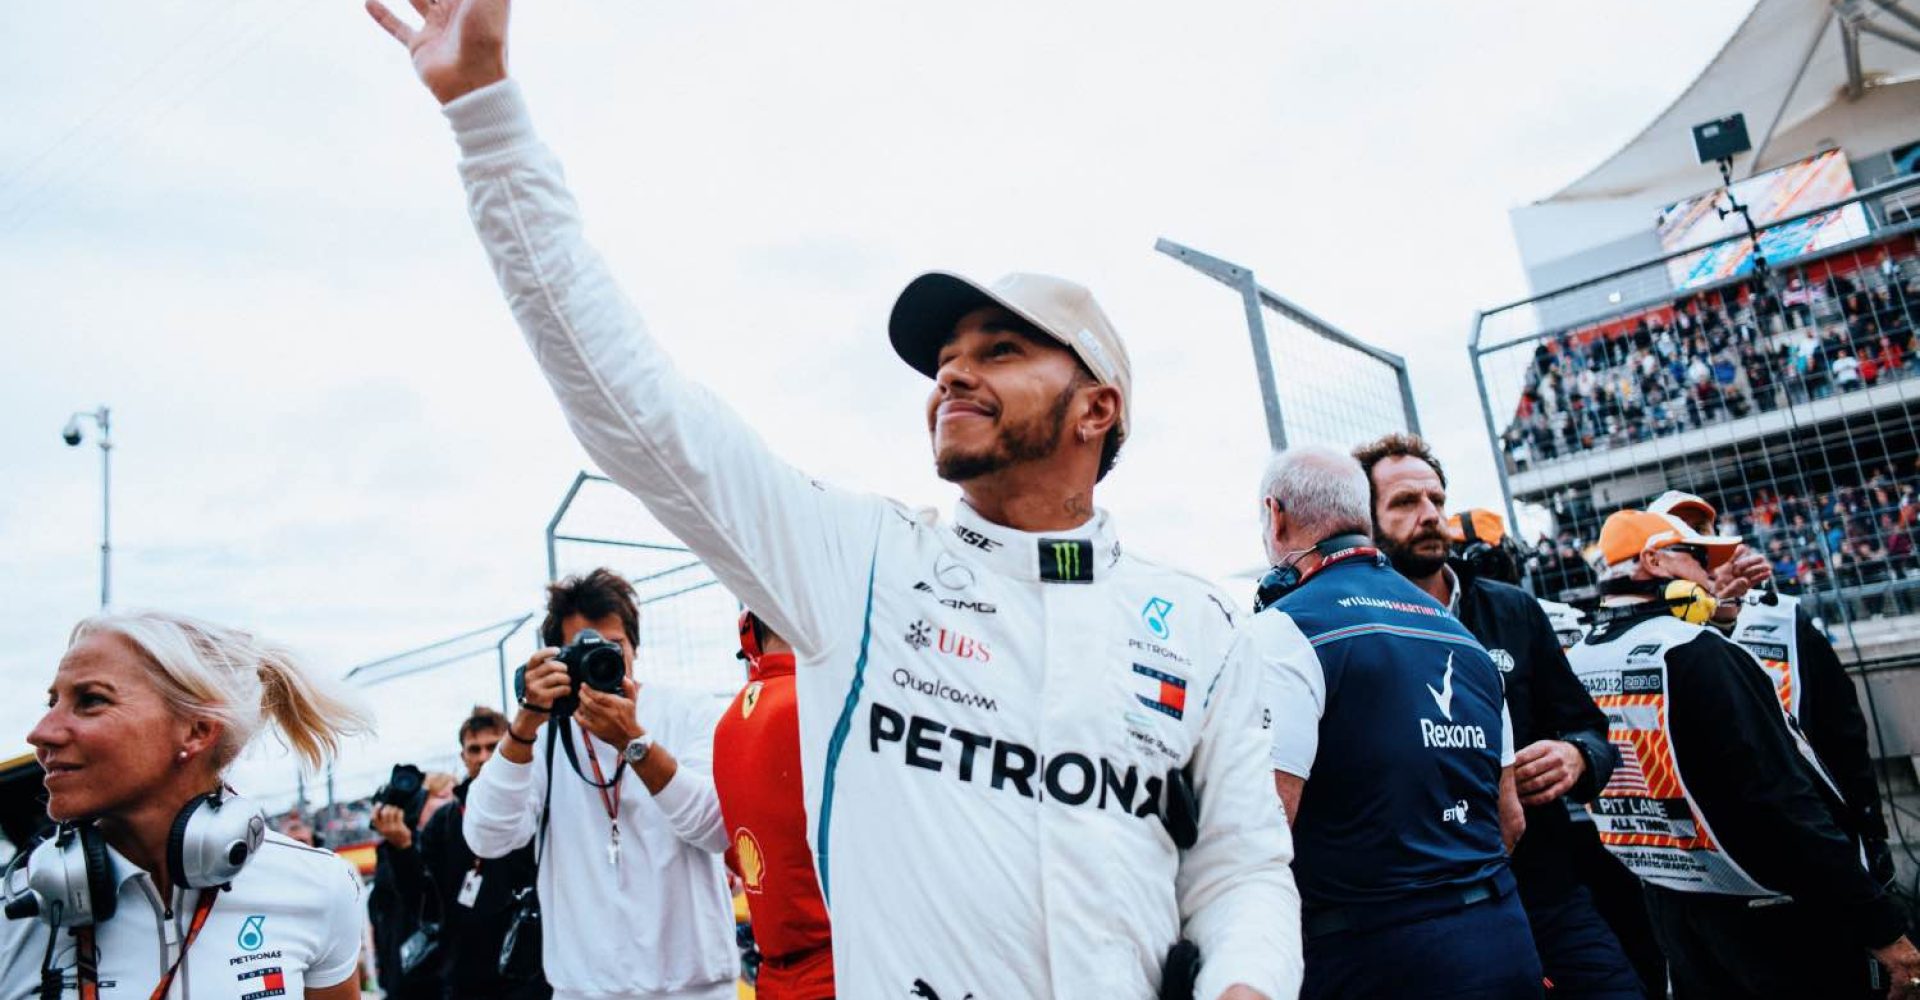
[1241,446,1541,999]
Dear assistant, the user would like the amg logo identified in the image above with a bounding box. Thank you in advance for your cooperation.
[1420,719,1488,749]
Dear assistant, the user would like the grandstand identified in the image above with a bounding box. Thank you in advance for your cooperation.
[1470,0,1920,871]
[1474,0,1920,654]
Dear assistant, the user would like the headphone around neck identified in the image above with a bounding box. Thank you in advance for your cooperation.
[1594,576,1719,626]
[1254,532,1376,612]
[4,788,266,928]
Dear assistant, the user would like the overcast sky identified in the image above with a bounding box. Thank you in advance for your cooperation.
[1,0,1754,803]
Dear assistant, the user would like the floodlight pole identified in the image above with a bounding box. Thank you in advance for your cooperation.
[62,406,113,608]
[1153,239,1287,450]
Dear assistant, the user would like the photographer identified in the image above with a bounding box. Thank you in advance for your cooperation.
[375,706,551,1000]
[464,569,735,1000]
[369,768,456,998]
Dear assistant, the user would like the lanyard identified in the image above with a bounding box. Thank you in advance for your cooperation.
[579,729,627,866]
[75,888,218,1000]
[1298,546,1380,587]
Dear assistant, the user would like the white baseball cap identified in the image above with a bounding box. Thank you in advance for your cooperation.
[888,270,1132,443]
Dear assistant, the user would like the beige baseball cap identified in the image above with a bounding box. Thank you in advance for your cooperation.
[888,271,1132,443]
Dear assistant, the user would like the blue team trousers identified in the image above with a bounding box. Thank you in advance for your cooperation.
[1520,882,1645,998]
[1302,889,1546,1000]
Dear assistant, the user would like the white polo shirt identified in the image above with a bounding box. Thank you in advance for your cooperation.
[0,831,362,998]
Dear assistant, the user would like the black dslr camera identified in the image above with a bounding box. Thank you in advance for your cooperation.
[514,628,626,715]
[374,763,429,830]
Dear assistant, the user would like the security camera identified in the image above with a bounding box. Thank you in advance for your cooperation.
[61,418,82,447]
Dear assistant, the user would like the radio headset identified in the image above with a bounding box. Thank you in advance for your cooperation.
[4,788,265,927]
[1454,513,1498,580]
[1593,576,1720,626]
[4,789,265,1000]
[1253,533,1377,612]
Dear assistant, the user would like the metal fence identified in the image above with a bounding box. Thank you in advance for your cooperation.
[1469,172,1920,677]
[1155,238,1420,451]
[546,472,744,699]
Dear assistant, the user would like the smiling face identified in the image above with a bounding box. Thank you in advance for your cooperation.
[29,632,208,824]
[926,306,1090,484]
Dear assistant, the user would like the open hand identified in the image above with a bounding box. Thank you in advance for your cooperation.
[366,0,510,105]
[1513,739,1586,807]
[1711,544,1771,600]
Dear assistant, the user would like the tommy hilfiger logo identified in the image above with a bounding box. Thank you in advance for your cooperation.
[1039,539,1094,583]
[236,967,286,999]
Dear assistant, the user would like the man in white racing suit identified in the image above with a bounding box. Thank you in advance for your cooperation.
[365,3,1302,998]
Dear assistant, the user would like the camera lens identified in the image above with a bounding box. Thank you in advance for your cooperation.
[580,645,625,693]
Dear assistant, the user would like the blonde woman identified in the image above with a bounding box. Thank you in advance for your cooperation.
[2,611,372,999]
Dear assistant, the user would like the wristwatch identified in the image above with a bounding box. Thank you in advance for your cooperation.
[622,734,654,767]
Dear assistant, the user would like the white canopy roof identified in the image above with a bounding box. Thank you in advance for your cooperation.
[1548,0,1920,204]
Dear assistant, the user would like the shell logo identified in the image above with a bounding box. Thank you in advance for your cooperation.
[734,828,767,892]
[741,682,764,719]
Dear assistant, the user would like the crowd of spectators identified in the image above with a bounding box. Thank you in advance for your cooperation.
[1502,244,1920,470]
[1526,459,1920,604]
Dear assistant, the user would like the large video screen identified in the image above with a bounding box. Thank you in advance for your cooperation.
[1655,149,1871,289]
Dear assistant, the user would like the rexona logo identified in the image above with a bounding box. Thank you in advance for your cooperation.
[1420,653,1489,750]
[1038,538,1094,583]
[870,702,1165,820]
[904,620,991,662]
[1141,597,1174,640]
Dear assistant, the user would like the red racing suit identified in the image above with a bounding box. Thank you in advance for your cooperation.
[714,652,835,999]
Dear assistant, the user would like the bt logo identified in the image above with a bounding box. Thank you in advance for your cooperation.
[1141,597,1173,640]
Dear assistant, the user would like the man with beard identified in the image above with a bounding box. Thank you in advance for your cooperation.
[1354,434,1638,999]
[1246,446,1535,999]
[365,2,1300,997]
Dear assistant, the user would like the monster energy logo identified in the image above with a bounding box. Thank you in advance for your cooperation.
[1039,539,1094,583]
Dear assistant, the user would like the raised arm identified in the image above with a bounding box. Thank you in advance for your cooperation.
[368,0,881,655]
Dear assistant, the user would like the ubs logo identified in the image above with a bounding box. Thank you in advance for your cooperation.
[905,620,992,663]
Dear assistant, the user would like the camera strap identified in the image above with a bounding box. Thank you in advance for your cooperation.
[554,715,625,792]
[535,719,557,866]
